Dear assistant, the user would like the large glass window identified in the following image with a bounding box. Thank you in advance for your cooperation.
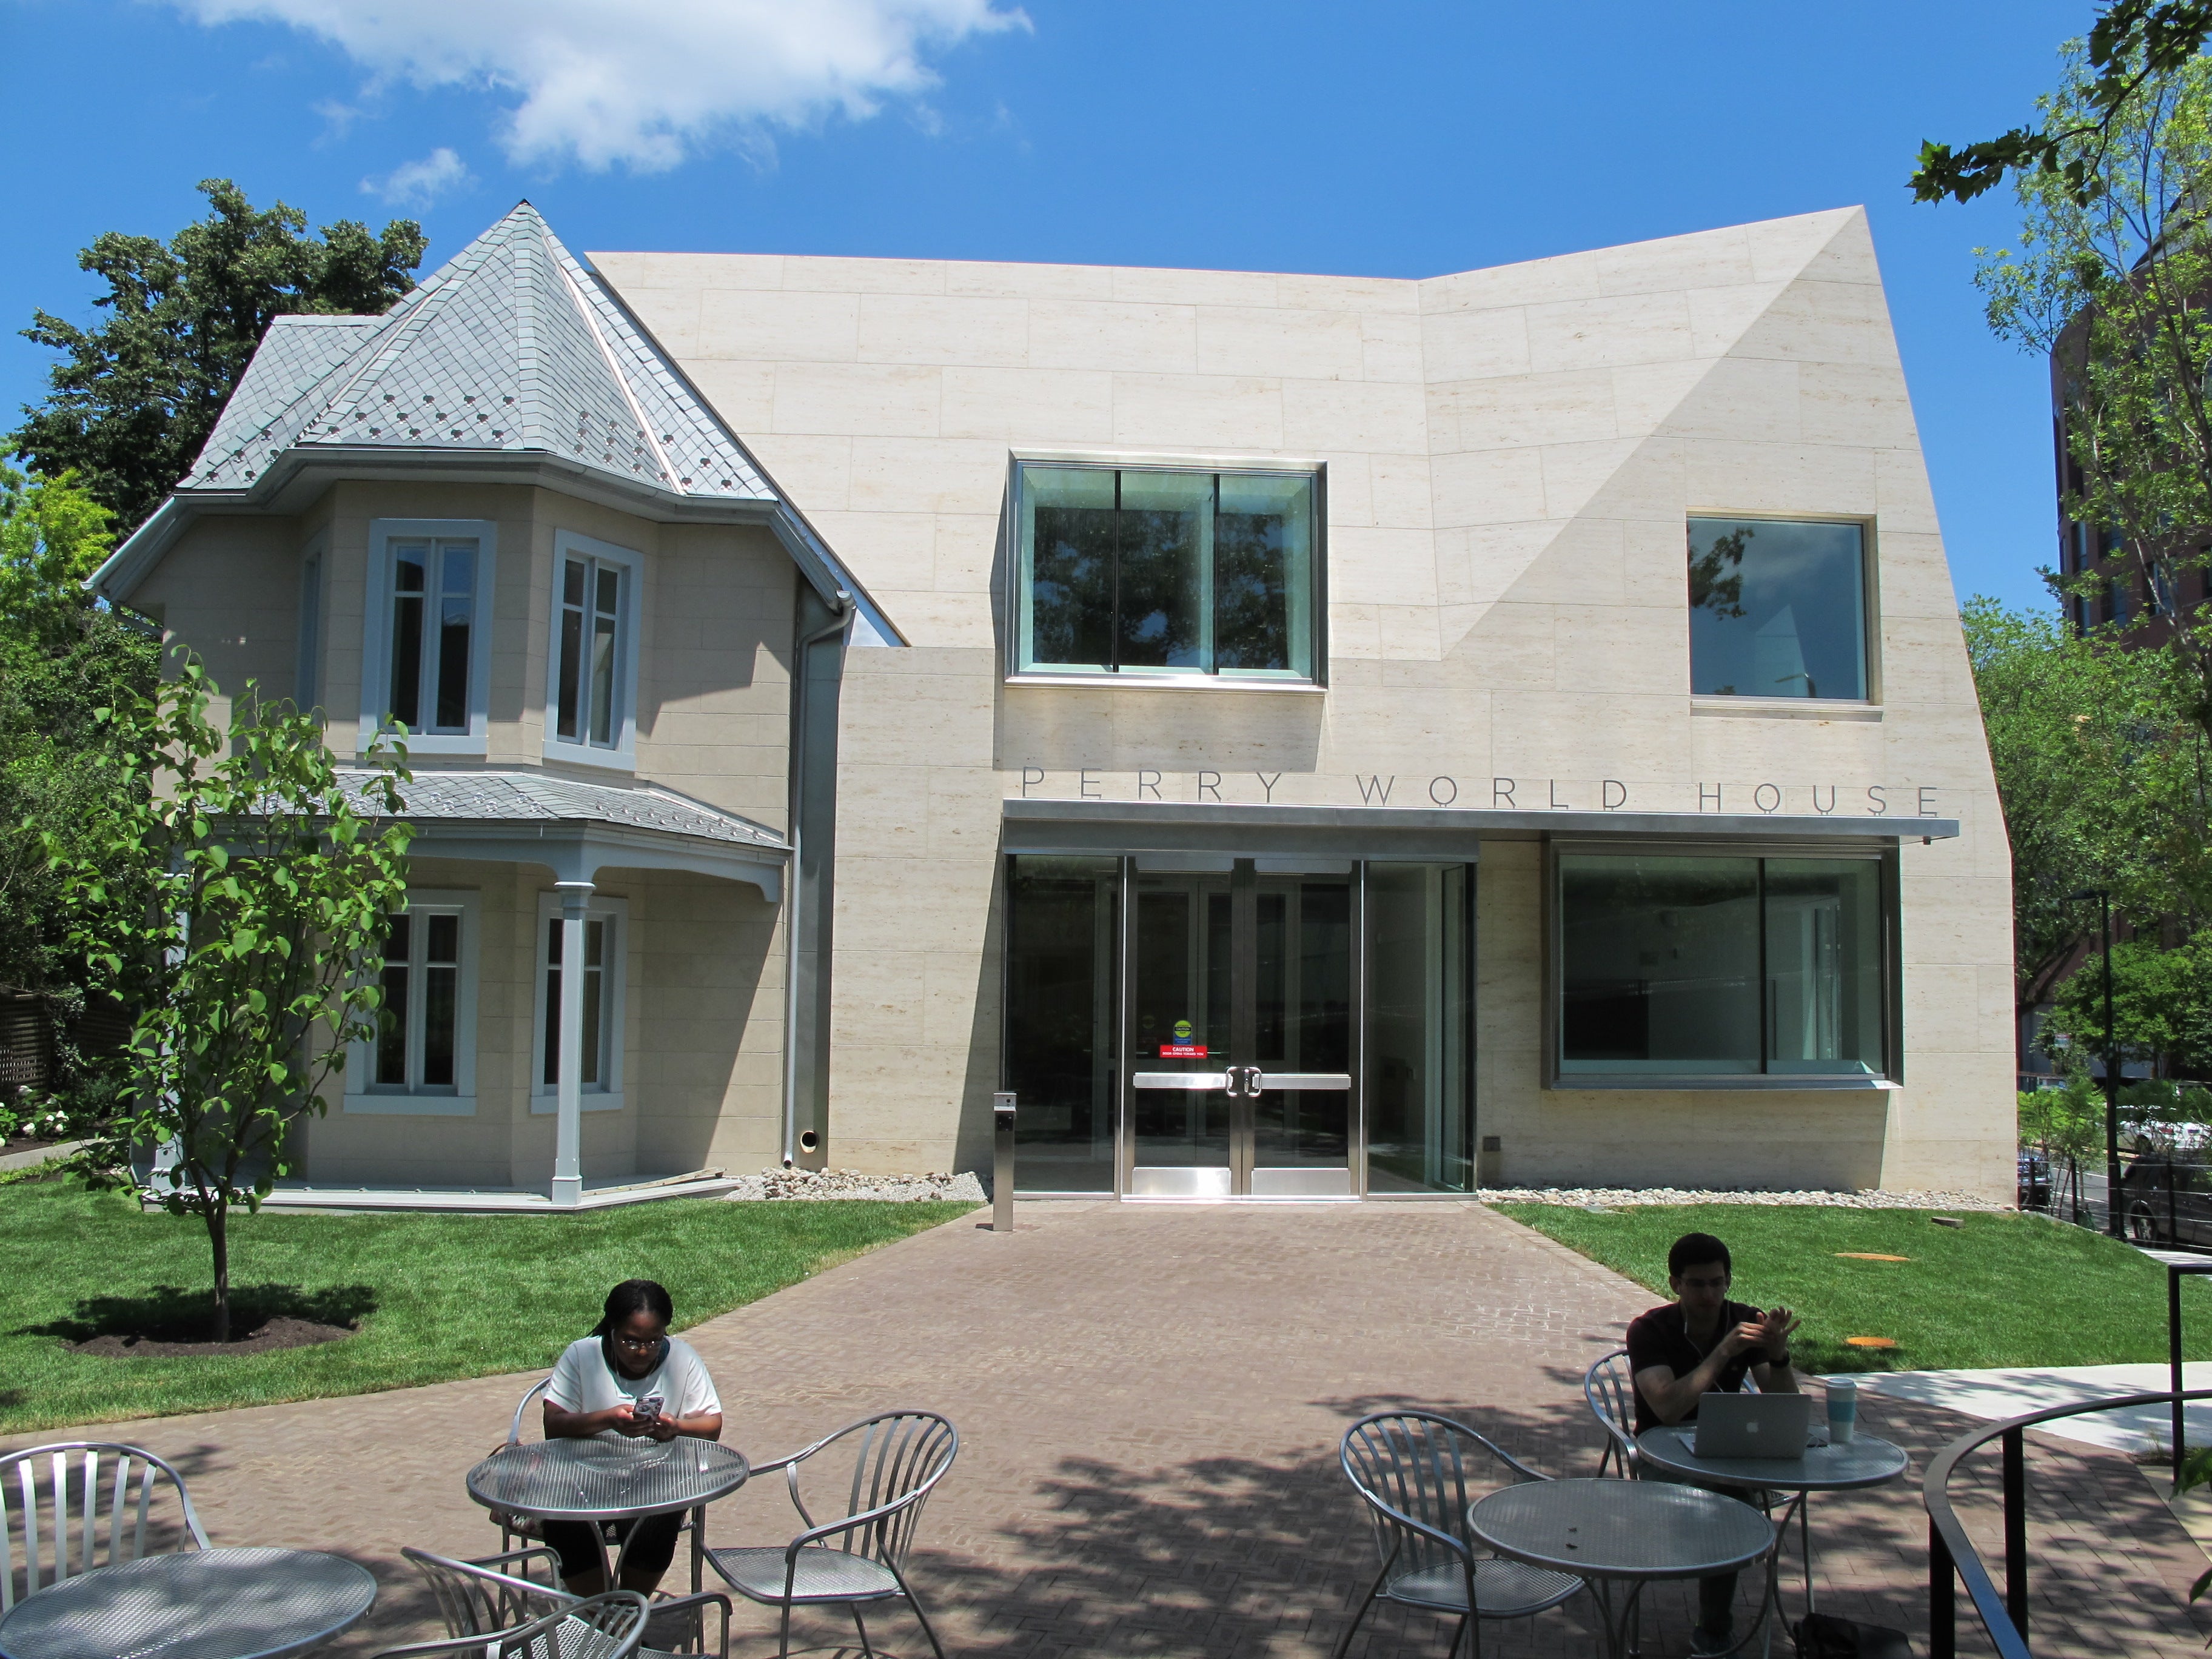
[387,539,477,734]
[1003,857,1119,1191]
[1366,863,1475,1193]
[1557,853,1887,1082]
[1014,463,1318,680]
[1687,517,1868,701]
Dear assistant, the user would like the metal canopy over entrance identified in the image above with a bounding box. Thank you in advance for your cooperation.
[1127,860,1355,1199]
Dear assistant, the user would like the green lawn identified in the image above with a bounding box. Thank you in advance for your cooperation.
[1492,1202,2212,1374]
[0,1176,975,1433]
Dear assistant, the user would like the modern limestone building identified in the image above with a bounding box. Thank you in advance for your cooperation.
[92,200,2015,1205]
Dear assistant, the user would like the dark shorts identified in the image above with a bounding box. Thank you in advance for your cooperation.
[541,1512,682,1581]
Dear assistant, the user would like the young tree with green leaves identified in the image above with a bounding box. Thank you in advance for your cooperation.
[12,179,424,535]
[50,662,412,1340]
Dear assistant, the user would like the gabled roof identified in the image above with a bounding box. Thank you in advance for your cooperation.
[97,203,897,644]
[184,203,776,503]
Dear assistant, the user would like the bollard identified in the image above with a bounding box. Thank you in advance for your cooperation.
[992,1091,1016,1232]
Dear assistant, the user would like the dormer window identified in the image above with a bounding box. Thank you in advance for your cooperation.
[543,531,641,768]
[360,519,497,754]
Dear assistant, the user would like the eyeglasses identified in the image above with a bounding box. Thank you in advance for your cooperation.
[611,1333,663,1352]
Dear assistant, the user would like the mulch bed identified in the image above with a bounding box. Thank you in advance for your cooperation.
[70,1315,356,1359]
[0,1133,64,1159]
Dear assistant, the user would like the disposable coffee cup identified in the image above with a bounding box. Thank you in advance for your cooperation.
[1826,1376,1857,1444]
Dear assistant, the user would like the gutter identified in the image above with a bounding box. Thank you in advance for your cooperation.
[782,589,854,1167]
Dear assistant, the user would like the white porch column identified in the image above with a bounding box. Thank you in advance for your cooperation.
[551,879,594,1207]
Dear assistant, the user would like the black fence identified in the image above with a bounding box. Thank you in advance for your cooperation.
[2019,1149,2212,1248]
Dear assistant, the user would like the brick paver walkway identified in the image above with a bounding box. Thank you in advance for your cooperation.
[8,1201,2211,1657]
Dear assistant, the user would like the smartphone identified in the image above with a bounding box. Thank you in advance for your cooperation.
[634,1394,665,1423]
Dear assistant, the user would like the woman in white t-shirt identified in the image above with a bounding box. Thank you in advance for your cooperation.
[540,1279,724,1595]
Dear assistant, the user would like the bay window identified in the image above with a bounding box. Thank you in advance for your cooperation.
[1013,461,1321,682]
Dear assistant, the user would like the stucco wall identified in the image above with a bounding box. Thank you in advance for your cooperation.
[134,480,796,1191]
[600,204,2016,1199]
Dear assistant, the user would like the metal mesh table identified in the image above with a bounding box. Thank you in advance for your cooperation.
[467,1438,749,1589]
[1469,1479,1775,1659]
[1638,1428,1909,1613]
[0,1546,376,1659]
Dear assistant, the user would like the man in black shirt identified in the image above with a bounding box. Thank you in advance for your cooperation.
[1622,1230,1801,1656]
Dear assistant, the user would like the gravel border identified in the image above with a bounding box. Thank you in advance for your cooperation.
[721,1167,986,1203]
[1480,1186,2010,1212]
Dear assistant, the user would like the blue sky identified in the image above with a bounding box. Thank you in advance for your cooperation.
[1,0,2086,611]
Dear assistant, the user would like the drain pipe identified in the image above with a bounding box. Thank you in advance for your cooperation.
[783,589,853,1167]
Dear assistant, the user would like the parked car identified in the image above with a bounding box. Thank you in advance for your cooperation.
[2018,1151,2051,1213]
[2118,1151,2212,1247]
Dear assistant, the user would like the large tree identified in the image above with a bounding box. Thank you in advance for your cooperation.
[11,179,424,535]
[0,468,157,1010]
[1960,42,2212,749]
[1912,1,2212,206]
[1963,597,2212,1005]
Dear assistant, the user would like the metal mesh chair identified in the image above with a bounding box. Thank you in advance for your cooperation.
[510,1376,555,1446]
[703,1410,957,1659]
[404,1547,734,1659]
[0,1441,210,1610]
[1334,1412,1583,1659]
[372,1588,650,1659]
[1586,1350,1641,1478]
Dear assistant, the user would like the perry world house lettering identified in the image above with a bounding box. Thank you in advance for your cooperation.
[1011,771,1945,819]
[96,200,2012,1206]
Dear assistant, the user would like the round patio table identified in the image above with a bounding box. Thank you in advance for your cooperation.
[0,1546,376,1659]
[466,1436,749,1591]
[1469,1478,1776,1659]
[1637,1426,1909,1614]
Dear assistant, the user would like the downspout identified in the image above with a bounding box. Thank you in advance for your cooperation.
[783,589,854,1167]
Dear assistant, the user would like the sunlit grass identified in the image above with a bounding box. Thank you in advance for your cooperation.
[1492,1202,2212,1373]
[0,1178,973,1432]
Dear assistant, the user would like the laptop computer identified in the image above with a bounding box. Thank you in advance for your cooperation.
[1688,1390,1822,1457]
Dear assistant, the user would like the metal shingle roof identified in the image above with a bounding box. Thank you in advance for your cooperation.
[333,768,786,851]
[184,203,776,504]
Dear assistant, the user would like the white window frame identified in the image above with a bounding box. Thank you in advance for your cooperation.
[359,518,498,756]
[344,888,480,1116]
[541,531,642,769]
[530,891,629,1114]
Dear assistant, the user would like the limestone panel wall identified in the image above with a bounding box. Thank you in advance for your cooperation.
[563,211,2022,1195]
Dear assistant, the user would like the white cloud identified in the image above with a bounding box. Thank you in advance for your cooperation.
[363,147,472,207]
[171,0,1028,173]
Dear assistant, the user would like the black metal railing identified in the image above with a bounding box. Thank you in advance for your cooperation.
[1926,1387,2212,1658]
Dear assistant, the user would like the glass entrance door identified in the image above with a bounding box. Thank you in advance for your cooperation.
[1127,860,1355,1197]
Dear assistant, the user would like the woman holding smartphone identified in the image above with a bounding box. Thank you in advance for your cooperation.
[540,1278,724,1595]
